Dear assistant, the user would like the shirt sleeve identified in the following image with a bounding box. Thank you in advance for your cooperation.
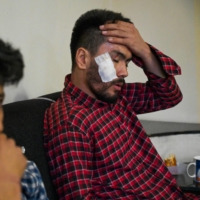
[132,44,181,75]
[44,120,96,200]
[21,161,49,200]
[120,44,183,114]
[184,193,200,200]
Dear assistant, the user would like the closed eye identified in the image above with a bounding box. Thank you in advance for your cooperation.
[112,59,119,63]
[112,59,129,67]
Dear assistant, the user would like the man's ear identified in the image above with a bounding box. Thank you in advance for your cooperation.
[75,48,90,70]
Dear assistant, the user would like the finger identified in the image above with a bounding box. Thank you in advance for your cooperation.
[107,37,128,46]
[0,133,7,140]
[102,29,128,38]
[115,20,134,28]
[100,21,133,31]
[6,137,17,148]
[102,24,135,37]
[101,26,135,39]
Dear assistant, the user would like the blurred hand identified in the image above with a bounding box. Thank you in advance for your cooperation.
[0,133,27,180]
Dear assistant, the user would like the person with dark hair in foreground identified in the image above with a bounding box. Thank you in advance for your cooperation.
[44,9,199,199]
[0,39,48,200]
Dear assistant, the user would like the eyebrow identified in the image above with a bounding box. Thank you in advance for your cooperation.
[111,50,132,62]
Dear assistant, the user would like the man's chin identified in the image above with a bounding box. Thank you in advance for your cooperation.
[97,93,118,104]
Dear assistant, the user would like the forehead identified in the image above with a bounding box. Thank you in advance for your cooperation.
[96,42,132,59]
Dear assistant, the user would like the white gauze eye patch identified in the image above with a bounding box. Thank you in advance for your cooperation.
[94,52,117,83]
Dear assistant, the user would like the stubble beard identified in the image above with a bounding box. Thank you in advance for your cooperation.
[86,60,124,104]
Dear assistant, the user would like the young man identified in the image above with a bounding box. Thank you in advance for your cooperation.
[0,39,48,200]
[44,9,199,199]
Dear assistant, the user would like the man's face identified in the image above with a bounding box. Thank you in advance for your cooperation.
[86,42,132,104]
[0,85,4,133]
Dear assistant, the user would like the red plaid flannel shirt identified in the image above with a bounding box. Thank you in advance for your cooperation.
[44,45,199,199]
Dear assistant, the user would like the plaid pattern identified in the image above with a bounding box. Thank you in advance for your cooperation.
[44,45,199,199]
[21,161,49,200]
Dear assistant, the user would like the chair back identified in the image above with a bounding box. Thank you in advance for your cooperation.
[3,91,61,200]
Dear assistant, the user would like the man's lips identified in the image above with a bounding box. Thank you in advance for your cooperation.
[110,78,124,91]
[113,83,123,91]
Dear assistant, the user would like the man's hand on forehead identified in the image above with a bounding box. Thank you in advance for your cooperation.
[99,21,150,60]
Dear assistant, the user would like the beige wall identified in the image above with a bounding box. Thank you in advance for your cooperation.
[195,0,200,123]
[1,0,199,123]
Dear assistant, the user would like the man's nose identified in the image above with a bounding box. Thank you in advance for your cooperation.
[116,63,128,78]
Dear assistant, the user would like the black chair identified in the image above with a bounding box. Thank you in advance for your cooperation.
[3,91,61,200]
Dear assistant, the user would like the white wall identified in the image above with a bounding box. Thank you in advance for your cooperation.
[195,0,200,123]
[0,0,199,123]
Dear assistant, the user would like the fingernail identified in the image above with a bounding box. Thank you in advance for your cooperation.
[102,31,107,34]
[99,25,104,29]
[108,38,113,41]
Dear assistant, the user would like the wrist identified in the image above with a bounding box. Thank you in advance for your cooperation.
[0,174,20,184]
[0,177,21,200]
[139,44,152,61]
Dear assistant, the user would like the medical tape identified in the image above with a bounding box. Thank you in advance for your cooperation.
[94,52,117,83]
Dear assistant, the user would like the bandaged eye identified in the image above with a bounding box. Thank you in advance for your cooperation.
[94,52,117,83]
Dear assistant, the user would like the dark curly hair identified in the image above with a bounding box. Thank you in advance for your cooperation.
[70,9,132,71]
[0,39,24,85]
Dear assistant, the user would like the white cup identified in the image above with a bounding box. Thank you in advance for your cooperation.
[186,156,200,182]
